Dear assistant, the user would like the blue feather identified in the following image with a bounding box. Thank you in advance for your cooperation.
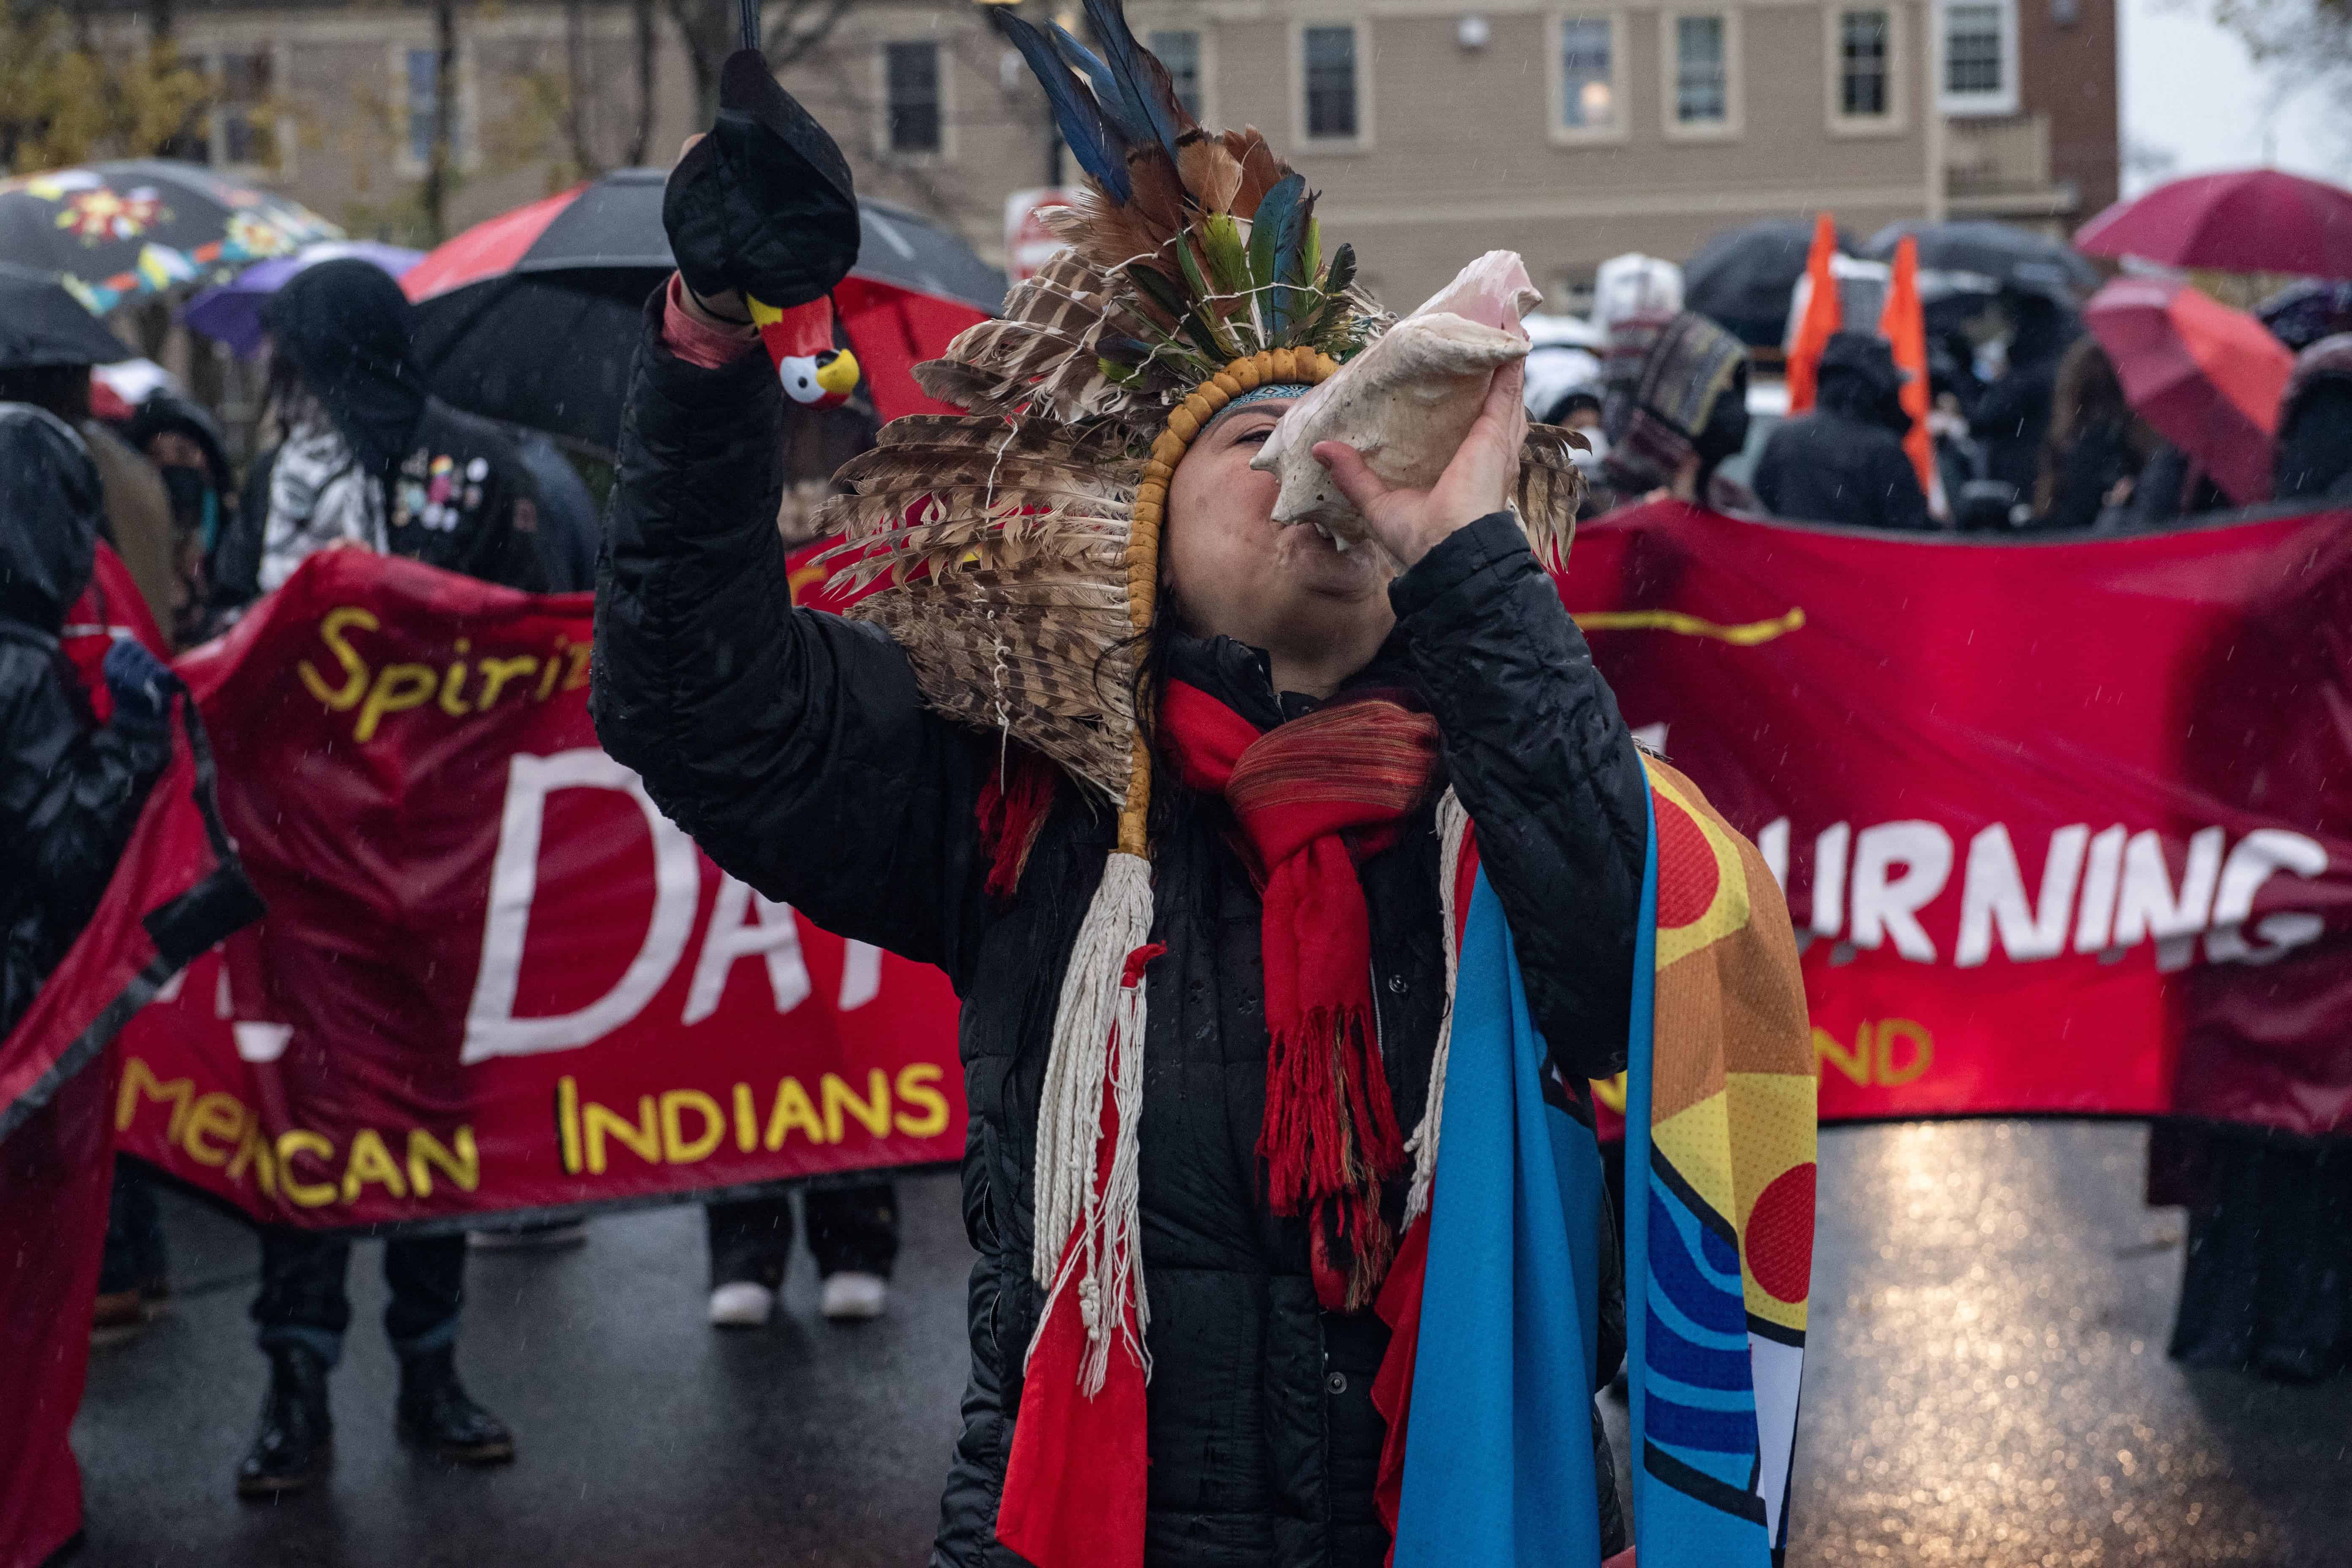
[1049,24,1151,146]
[1251,174,1307,339]
[1081,0,1187,163]
[993,10,1132,203]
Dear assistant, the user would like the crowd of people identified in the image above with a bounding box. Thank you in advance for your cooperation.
[1523,267,2352,533]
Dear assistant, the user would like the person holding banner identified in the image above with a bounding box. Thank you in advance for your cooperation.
[231,259,530,1497]
[597,14,1815,1568]
[1752,332,1930,532]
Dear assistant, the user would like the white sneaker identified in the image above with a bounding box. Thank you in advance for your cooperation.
[708,1280,776,1327]
[819,1271,888,1321]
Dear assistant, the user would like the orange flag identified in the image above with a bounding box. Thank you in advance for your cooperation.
[1878,234,1937,502]
[1786,212,1842,413]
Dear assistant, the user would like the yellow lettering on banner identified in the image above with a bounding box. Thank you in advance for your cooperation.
[277,1131,338,1207]
[660,1090,725,1163]
[116,1056,193,1142]
[408,1127,479,1197]
[893,1064,951,1138]
[557,1077,583,1175]
[763,1078,825,1150]
[1876,1019,1933,1086]
[823,1070,892,1143]
[536,640,566,700]
[182,1092,247,1166]
[353,663,437,743]
[732,1083,758,1153]
[473,655,539,710]
[561,640,594,691]
[227,1116,277,1198]
[296,606,379,710]
[584,1096,661,1173]
[1814,1024,1872,1087]
[341,1127,410,1202]
[1590,1072,1628,1116]
[438,639,472,716]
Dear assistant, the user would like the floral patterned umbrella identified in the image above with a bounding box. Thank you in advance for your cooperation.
[0,158,342,314]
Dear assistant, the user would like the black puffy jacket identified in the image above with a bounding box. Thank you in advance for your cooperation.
[594,307,1647,1567]
[0,404,174,1037]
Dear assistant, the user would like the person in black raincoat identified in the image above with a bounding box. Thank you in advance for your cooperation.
[596,63,1651,1564]
[1753,331,1930,531]
[217,258,548,612]
[0,404,177,1038]
[230,259,524,1500]
[1972,288,2080,497]
[2273,333,2352,503]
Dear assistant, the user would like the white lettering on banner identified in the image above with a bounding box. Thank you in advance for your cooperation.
[463,749,701,1063]
[2072,825,2128,953]
[2115,827,2225,972]
[684,877,812,1025]
[1810,822,1851,938]
[234,1022,293,1063]
[1767,815,2329,972]
[1757,817,1790,891]
[1955,823,2087,968]
[1849,822,1953,961]
[2206,830,2330,964]
[839,941,883,1011]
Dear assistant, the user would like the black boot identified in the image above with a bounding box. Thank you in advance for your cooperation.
[236,1344,333,1497]
[395,1346,515,1465]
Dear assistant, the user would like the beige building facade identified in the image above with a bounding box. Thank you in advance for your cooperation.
[140,0,1964,310]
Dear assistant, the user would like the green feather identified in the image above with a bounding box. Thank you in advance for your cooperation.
[1201,214,1250,298]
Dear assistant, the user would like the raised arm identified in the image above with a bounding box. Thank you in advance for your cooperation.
[591,292,984,972]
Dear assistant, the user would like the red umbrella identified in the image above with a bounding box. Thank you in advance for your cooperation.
[2075,169,2352,278]
[2084,276,2293,506]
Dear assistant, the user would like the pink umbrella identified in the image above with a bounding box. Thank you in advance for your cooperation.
[2084,276,2293,506]
[2076,168,2352,278]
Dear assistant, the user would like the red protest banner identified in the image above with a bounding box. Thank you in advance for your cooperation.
[110,549,964,1231]
[1564,502,2352,1135]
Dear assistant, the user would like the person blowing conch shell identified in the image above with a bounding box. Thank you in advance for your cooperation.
[1254,250,1544,548]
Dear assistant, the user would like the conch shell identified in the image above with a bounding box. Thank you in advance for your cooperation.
[1252,250,1541,544]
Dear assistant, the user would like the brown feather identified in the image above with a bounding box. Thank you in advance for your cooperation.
[1176,134,1244,215]
[1228,128,1288,218]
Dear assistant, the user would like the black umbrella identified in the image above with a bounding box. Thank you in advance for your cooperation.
[1862,220,2100,301]
[0,263,136,368]
[405,169,1003,449]
[1683,218,1859,347]
[0,160,341,314]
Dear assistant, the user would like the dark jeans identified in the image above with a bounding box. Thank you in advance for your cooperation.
[252,1225,466,1368]
[100,1158,168,1295]
[706,1181,899,1290]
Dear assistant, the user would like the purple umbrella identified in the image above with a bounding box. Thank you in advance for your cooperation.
[179,240,423,358]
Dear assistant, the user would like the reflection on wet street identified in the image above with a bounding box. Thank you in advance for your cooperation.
[72,1123,2352,1566]
[1795,1121,2352,1566]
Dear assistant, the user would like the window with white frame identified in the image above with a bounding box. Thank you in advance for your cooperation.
[1672,14,1728,125]
[1302,24,1360,141]
[1940,0,2016,113]
[884,40,942,154]
[404,46,457,169]
[1559,16,1617,133]
[1149,29,1205,118]
[1838,8,1889,117]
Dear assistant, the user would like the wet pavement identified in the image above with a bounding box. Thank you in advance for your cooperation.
[69,1122,2352,1567]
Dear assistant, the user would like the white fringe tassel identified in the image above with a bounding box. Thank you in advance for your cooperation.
[1404,789,1471,1228]
[1029,848,1156,1394]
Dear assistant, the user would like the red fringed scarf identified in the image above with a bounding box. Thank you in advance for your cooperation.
[1160,678,1443,1311]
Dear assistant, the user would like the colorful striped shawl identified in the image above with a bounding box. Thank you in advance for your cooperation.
[1376,757,1816,1566]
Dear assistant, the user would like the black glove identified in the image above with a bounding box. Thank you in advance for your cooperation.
[664,49,862,310]
[103,636,178,729]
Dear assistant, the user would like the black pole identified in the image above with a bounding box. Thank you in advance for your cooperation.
[738,0,760,54]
